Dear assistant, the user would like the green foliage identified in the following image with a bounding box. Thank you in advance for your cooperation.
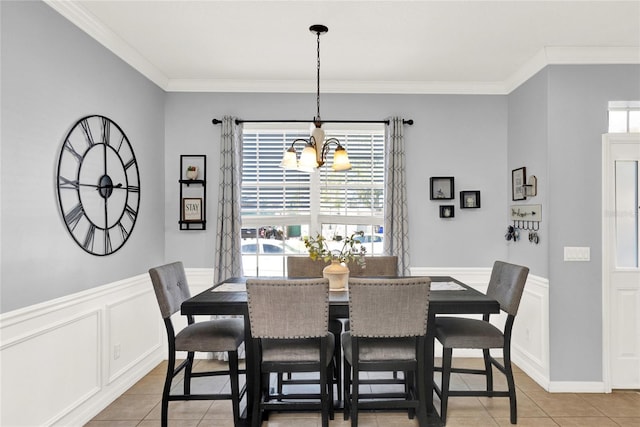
[303,231,366,266]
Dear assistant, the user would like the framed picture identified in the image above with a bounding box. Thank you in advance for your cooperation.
[182,198,203,222]
[460,191,481,209]
[512,167,527,201]
[430,177,455,200]
[439,205,455,218]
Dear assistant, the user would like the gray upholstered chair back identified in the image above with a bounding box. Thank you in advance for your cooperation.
[348,277,431,338]
[149,261,191,319]
[246,278,330,339]
[486,261,529,316]
[286,256,398,278]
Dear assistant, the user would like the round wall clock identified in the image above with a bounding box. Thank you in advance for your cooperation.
[56,115,140,256]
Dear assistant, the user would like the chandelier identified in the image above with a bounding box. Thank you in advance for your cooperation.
[279,25,351,172]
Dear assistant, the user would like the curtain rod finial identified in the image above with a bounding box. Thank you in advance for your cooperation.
[212,118,222,125]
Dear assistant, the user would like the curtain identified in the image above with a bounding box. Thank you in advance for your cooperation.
[384,117,411,276]
[214,116,244,284]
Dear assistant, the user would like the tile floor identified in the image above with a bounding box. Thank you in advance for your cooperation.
[86,358,640,427]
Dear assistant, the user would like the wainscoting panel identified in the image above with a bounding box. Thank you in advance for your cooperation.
[0,273,165,426]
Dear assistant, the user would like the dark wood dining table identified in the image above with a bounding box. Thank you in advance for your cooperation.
[181,276,500,426]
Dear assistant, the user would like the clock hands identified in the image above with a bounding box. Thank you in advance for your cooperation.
[76,182,123,190]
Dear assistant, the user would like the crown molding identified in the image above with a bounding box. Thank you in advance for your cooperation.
[43,0,169,90]
[45,2,640,95]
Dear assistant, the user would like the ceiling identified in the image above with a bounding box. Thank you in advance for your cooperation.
[46,1,640,94]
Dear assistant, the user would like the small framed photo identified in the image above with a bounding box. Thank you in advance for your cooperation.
[439,205,455,218]
[512,167,527,201]
[182,198,203,222]
[460,191,481,209]
[430,177,455,200]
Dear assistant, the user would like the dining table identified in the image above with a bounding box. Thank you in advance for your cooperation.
[181,275,500,426]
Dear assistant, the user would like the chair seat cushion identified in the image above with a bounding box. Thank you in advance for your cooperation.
[261,333,335,364]
[175,318,244,352]
[435,317,504,349]
[341,332,416,363]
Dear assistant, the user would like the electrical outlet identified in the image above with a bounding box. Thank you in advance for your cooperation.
[114,343,121,360]
[564,246,590,261]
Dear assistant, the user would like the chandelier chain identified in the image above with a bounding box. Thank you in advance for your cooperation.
[316,29,321,122]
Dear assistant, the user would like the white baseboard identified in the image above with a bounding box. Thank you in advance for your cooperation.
[548,381,608,393]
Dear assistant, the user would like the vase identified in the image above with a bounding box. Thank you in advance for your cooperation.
[323,260,349,290]
[186,168,199,180]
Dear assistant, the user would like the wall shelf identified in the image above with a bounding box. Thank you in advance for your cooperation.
[179,155,206,230]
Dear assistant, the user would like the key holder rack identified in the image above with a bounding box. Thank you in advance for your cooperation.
[507,204,542,244]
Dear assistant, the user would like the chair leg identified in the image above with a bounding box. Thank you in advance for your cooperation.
[184,351,195,395]
[161,351,176,427]
[343,358,351,420]
[321,361,329,427]
[504,347,517,424]
[483,348,493,394]
[351,360,359,427]
[228,350,241,426]
[440,347,453,425]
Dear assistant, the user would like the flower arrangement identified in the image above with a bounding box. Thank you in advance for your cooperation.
[303,231,367,266]
[187,165,197,172]
[186,165,198,179]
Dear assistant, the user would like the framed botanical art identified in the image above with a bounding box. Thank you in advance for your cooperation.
[430,177,455,200]
[460,191,481,209]
[182,198,203,222]
[512,167,527,201]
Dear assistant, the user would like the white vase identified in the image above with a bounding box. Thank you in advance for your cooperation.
[323,260,349,290]
[186,168,199,180]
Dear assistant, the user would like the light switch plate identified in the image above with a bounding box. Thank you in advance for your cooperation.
[564,246,590,261]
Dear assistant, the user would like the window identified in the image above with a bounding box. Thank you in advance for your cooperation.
[241,123,386,276]
[609,101,640,133]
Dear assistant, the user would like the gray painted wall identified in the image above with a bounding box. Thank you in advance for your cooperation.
[508,65,640,382]
[1,1,166,312]
[164,93,509,269]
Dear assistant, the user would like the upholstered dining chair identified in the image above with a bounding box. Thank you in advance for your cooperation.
[246,278,335,427]
[149,262,246,427]
[433,260,529,425]
[342,277,431,427]
[286,255,399,401]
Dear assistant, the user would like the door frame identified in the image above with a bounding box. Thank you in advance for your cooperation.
[601,132,640,392]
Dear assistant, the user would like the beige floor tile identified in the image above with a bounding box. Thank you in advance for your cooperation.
[551,416,621,426]
[577,391,640,417]
[138,420,200,427]
[523,391,604,417]
[478,391,546,418]
[494,417,559,426]
[513,372,547,393]
[84,421,140,427]
[610,417,640,426]
[92,394,159,420]
[124,372,166,395]
[443,397,492,419]
[145,400,213,420]
[444,415,499,426]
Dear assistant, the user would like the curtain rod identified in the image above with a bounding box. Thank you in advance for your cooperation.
[211,118,414,126]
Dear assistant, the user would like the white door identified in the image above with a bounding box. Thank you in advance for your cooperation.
[602,133,640,389]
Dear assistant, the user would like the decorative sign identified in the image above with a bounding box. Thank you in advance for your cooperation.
[182,198,203,222]
[509,204,542,222]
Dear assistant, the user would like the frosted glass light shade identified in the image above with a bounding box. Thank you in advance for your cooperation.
[331,146,352,171]
[299,144,319,170]
[279,148,298,169]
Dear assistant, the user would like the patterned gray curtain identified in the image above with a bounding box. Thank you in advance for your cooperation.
[384,117,411,276]
[214,116,244,283]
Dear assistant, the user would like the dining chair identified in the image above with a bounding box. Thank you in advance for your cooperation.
[246,278,335,427]
[286,255,399,401]
[342,277,431,427]
[433,260,529,425]
[148,262,246,427]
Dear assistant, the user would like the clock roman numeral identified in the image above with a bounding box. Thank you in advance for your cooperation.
[124,204,138,222]
[105,228,112,254]
[118,222,130,241]
[115,135,125,152]
[83,223,96,252]
[123,158,136,170]
[80,119,95,147]
[64,139,84,163]
[126,185,140,193]
[64,203,85,231]
[58,176,79,189]
[101,117,110,144]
